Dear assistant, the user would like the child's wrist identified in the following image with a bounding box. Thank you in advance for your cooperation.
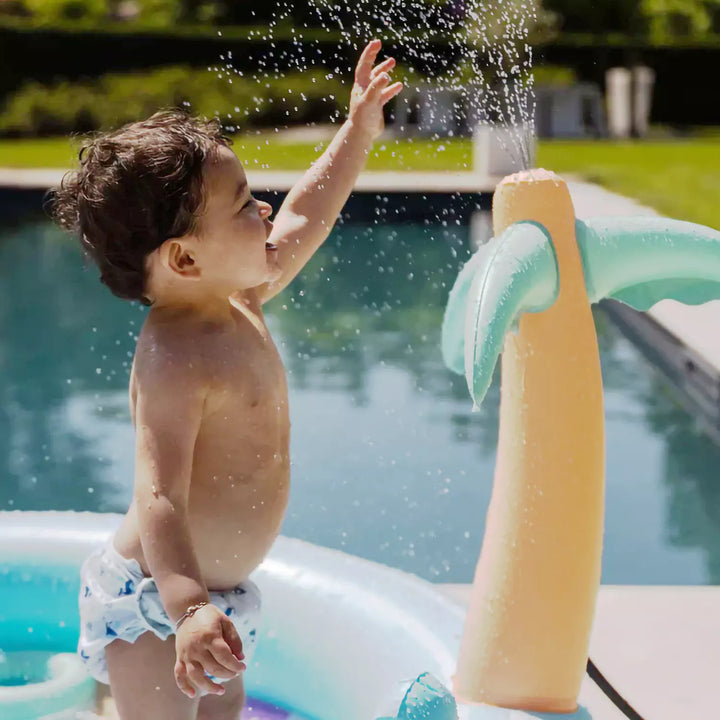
[175,601,210,630]
[343,118,376,146]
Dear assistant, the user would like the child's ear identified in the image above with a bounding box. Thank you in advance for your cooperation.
[164,240,201,278]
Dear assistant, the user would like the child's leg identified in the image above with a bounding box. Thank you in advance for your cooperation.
[105,631,199,720]
[197,674,245,720]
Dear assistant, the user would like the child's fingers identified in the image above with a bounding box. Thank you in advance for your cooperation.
[200,651,241,680]
[355,39,382,89]
[174,661,197,698]
[209,638,246,674]
[186,660,225,696]
[365,72,392,101]
[370,57,396,81]
[381,81,404,104]
[221,617,246,661]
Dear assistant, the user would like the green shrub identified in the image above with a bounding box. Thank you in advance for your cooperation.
[532,64,578,87]
[92,66,208,129]
[0,80,97,135]
[20,0,106,21]
[0,65,351,136]
[640,0,719,39]
[259,69,348,126]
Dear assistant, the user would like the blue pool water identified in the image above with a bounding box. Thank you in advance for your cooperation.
[1,208,720,585]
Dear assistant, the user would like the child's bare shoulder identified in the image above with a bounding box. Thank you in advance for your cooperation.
[133,310,226,393]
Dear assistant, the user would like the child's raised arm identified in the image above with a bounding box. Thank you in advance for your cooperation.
[133,329,245,698]
[255,39,403,303]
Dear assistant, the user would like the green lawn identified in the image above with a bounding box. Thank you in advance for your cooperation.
[538,139,720,230]
[0,137,80,169]
[0,134,473,172]
[2,134,718,229]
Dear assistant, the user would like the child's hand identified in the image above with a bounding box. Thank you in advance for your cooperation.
[348,39,404,141]
[173,604,246,698]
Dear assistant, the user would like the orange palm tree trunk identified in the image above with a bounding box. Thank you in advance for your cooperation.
[454,171,605,712]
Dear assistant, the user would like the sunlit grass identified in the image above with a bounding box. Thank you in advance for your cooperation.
[232,132,473,172]
[2,133,718,228]
[537,138,720,230]
[0,137,79,169]
[0,133,472,171]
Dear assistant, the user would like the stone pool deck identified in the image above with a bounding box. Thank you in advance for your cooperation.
[0,166,500,193]
[437,584,720,720]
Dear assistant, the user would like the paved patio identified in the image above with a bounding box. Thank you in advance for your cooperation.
[437,584,720,720]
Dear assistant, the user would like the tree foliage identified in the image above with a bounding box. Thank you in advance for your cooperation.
[641,0,720,38]
[0,64,349,136]
[543,0,720,37]
[19,0,106,21]
[3,0,719,40]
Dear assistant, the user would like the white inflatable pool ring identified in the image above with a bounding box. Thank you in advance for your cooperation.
[0,511,465,720]
[0,651,95,720]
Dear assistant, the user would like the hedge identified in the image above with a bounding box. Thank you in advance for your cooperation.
[0,22,459,101]
[0,65,349,136]
[1,22,719,125]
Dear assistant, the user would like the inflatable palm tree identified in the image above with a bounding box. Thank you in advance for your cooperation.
[441,169,720,713]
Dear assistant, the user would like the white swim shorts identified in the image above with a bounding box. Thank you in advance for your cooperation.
[77,539,261,684]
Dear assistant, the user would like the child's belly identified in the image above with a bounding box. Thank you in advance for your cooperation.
[188,421,291,587]
[113,460,289,591]
[188,462,290,589]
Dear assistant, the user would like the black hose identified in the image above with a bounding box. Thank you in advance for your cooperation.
[587,658,646,720]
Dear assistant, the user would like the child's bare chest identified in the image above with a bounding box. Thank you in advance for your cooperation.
[204,324,287,418]
[129,307,288,427]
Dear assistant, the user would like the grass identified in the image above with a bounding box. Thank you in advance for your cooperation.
[2,133,719,229]
[0,133,472,172]
[234,133,473,172]
[537,138,720,230]
[0,137,79,169]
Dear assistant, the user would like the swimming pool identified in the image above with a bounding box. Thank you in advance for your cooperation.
[1,204,719,586]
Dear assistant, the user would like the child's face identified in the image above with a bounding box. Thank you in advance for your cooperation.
[190,145,280,295]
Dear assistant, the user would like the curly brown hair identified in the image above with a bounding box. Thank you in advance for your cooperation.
[47,109,232,305]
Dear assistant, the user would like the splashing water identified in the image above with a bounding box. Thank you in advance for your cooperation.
[209,0,538,171]
[462,0,538,169]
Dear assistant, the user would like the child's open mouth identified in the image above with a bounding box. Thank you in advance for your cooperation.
[265,241,278,252]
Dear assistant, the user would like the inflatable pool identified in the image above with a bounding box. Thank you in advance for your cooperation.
[0,510,465,720]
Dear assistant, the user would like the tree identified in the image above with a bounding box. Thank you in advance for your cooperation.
[20,0,107,21]
[542,0,645,34]
[543,0,720,37]
[640,0,720,38]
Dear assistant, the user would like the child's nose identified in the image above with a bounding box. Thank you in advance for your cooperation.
[259,201,273,217]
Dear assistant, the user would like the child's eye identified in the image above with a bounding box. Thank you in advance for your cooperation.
[237,197,255,214]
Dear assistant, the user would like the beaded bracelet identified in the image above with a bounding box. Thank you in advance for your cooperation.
[175,601,209,630]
